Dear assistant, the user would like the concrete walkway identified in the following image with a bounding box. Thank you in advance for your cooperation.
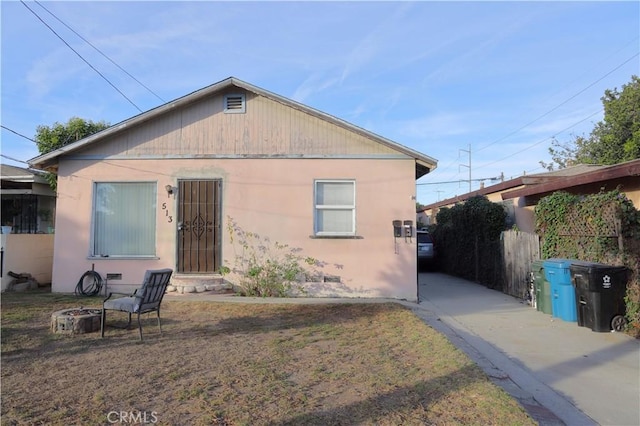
[418,272,639,426]
[166,272,640,425]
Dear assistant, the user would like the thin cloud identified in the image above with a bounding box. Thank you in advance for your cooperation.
[421,5,545,86]
[26,49,87,99]
[395,112,482,140]
[339,2,413,83]
[3,1,637,205]
[522,108,602,138]
[291,74,341,104]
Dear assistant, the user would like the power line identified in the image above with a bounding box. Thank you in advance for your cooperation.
[0,154,29,164]
[3,122,83,148]
[417,176,500,186]
[419,154,461,184]
[421,103,595,186]
[20,0,143,113]
[34,0,165,104]
[1,125,36,142]
[525,165,546,174]
[421,51,638,185]
[459,144,471,192]
[1,125,35,164]
[475,108,603,171]
[475,52,639,154]
[420,106,603,200]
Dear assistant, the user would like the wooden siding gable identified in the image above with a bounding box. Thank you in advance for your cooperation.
[30,77,437,177]
[71,90,406,160]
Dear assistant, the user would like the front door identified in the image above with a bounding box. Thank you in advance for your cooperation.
[177,179,221,273]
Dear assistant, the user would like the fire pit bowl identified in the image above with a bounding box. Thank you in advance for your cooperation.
[51,308,102,334]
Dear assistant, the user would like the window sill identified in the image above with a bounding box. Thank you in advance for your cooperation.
[87,256,159,260]
[309,235,364,239]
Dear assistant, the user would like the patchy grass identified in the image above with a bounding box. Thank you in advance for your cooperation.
[1,291,535,425]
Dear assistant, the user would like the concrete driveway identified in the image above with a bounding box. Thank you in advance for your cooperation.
[418,272,640,426]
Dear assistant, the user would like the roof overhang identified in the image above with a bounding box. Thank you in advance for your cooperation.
[502,160,640,200]
[0,165,49,184]
[418,176,528,211]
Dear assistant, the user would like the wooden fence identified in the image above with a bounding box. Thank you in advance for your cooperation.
[501,230,540,299]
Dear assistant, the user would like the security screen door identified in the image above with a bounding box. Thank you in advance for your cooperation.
[177,179,221,273]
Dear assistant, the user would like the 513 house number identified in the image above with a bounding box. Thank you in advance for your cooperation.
[161,203,173,223]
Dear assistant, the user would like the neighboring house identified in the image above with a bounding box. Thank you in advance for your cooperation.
[29,77,437,300]
[419,159,640,233]
[1,164,56,233]
[1,164,56,291]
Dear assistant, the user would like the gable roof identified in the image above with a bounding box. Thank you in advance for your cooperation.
[28,77,437,178]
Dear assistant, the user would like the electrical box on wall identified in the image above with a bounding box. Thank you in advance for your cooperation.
[392,220,403,238]
[403,220,413,238]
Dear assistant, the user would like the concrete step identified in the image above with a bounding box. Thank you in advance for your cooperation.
[167,274,234,295]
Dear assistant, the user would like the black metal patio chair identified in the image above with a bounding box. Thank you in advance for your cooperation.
[100,268,173,341]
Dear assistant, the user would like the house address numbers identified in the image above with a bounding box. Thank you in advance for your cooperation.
[161,202,173,223]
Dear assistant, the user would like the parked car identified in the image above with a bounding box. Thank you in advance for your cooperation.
[417,230,436,270]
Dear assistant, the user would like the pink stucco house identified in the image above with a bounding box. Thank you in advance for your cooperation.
[29,77,437,300]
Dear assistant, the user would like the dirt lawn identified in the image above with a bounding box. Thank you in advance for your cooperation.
[1,291,535,425]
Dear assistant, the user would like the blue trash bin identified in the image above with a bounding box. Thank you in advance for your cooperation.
[543,258,577,322]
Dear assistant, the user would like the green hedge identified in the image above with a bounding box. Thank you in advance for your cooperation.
[431,196,507,289]
[535,190,640,336]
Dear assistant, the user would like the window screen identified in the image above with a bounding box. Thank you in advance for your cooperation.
[93,182,156,256]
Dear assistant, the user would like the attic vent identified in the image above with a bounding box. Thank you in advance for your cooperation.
[224,94,246,113]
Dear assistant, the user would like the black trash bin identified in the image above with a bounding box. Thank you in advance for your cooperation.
[570,261,629,332]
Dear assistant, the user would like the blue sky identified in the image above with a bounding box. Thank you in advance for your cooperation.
[2,1,638,206]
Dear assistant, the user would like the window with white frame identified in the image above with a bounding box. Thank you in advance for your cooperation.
[92,182,156,257]
[314,180,356,236]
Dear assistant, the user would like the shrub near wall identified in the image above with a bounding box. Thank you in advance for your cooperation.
[431,196,507,289]
[535,190,640,336]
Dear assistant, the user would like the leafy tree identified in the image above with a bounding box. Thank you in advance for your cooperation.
[34,117,109,190]
[35,116,109,155]
[542,75,640,170]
